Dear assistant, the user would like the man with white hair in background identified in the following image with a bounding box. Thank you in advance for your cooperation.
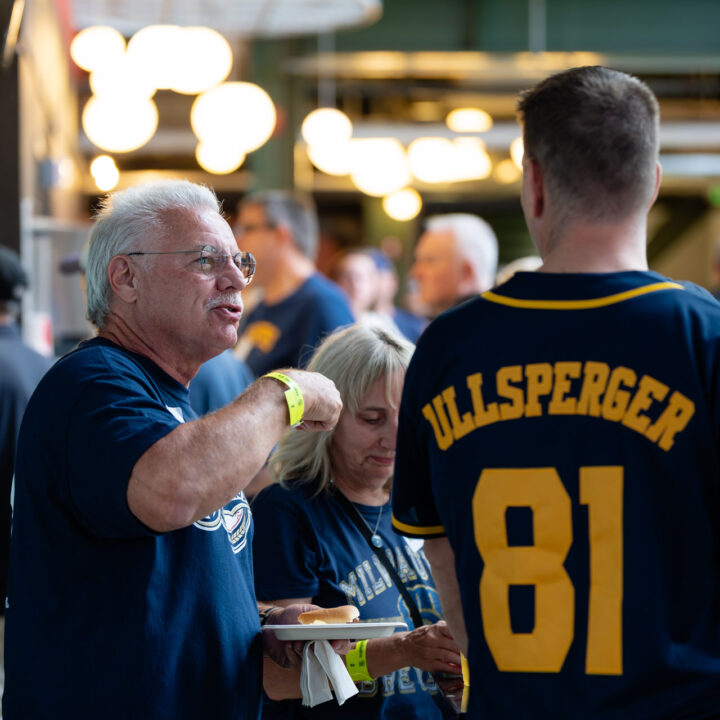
[410,213,498,318]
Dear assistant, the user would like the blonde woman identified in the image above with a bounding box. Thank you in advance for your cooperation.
[253,323,460,719]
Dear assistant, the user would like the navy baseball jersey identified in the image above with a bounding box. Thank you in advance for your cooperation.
[392,270,720,719]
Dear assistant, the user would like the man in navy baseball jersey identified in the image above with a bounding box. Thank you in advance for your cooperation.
[392,66,720,718]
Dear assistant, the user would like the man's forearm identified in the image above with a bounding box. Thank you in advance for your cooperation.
[127,377,289,532]
[424,537,468,655]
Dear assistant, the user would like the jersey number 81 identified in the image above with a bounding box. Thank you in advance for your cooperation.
[473,466,623,675]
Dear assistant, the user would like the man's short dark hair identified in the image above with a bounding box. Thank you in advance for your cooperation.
[240,191,318,261]
[518,66,660,222]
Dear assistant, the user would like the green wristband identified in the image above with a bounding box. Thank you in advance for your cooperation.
[263,372,305,427]
[345,639,373,682]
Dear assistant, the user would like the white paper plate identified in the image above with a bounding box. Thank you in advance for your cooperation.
[262,621,407,641]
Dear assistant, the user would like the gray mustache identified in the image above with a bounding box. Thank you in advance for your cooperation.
[205,293,243,311]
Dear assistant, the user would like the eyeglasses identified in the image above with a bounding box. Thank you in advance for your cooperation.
[126,245,255,283]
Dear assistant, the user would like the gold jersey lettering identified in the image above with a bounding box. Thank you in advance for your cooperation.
[577,362,610,416]
[601,367,636,422]
[442,386,475,441]
[549,361,582,415]
[525,363,554,417]
[496,365,524,420]
[645,391,695,450]
[420,362,694,453]
[467,373,500,426]
[422,397,454,451]
[622,375,669,434]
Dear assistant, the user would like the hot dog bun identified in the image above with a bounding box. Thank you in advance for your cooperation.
[298,605,360,625]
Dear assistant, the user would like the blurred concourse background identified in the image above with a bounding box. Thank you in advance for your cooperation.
[1,0,720,356]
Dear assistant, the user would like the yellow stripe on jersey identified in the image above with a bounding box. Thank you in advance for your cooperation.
[482,281,684,310]
[391,515,445,537]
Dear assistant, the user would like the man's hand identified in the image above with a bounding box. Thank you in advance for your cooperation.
[271,369,342,432]
[262,604,352,669]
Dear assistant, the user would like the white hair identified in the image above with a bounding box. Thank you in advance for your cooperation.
[85,180,221,327]
[425,213,498,292]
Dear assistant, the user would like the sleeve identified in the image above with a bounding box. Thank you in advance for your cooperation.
[65,359,182,539]
[252,485,322,601]
[392,341,447,539]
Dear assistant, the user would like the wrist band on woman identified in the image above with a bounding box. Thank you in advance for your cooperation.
[263,372,304,427]
[345,639,373,682]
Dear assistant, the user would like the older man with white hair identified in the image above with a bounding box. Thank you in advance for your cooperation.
[410,213,498,318]
[3,180,343,720]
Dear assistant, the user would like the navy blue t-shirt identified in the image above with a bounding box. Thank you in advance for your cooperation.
[393,271,720,719]
[252,481,450,719]
[236,273,353,375]
[4,338,261,720]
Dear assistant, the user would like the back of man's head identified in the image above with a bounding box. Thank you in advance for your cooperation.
[86,179,220,328]
[241,191,318,262]
[0,245,28,319]
[518,66,659,223]
[425,213,498,292]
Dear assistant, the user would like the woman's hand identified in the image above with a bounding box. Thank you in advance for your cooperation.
[366,620,461,678]
[398,621,461,674]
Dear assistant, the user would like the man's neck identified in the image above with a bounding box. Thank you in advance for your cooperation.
[537,216,649,274]
[262,254,315,305]
[98,315,199,387]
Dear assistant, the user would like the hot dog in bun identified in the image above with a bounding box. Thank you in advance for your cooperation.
[298,605,360,625]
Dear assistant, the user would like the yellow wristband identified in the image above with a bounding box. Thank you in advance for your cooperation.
[345,639,373,682]
[263,372,305,427]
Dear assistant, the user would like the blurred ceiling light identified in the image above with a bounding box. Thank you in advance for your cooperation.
[446,108,493,133]
[407,137,454,184]
[191,82,276,153]
[448,137,491,181]
[170,27,233,95]
[195,141,246,175]
[70,26,126,73]
[306,141,354,176]
[89,53,156,100]
[301,108,353,147]
[82,96,159,152]
[126,24,185,90]
[350,138,410,197]
[510,136,524,169]
[494,158,522,184]
[383,188,422,221]
[90,155,119,192]
[410,101,441,122]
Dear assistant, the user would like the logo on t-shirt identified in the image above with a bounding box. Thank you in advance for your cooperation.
[237,321,280,358]
[193,493,252,554]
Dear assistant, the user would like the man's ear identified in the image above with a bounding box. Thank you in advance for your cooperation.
[526,158,545,218]
[648,161,662,209]
[106,255,139,305]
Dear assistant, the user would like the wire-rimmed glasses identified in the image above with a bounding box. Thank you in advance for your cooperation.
[125,244,255,283]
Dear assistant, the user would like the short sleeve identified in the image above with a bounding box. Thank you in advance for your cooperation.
[392,341,446,539]
[252,485,322,601]
[66,361,181,538]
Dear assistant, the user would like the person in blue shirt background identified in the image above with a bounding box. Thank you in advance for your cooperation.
[234,191,354,375]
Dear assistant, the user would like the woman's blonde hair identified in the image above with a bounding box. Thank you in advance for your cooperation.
[270,322,414,493]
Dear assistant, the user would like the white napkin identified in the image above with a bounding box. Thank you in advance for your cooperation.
[300,639,359,707]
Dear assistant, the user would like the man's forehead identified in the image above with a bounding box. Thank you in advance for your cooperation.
[417,229,456,256]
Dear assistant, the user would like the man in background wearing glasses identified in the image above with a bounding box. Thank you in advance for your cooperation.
[3,180,343,719]
[234,191,353,376]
